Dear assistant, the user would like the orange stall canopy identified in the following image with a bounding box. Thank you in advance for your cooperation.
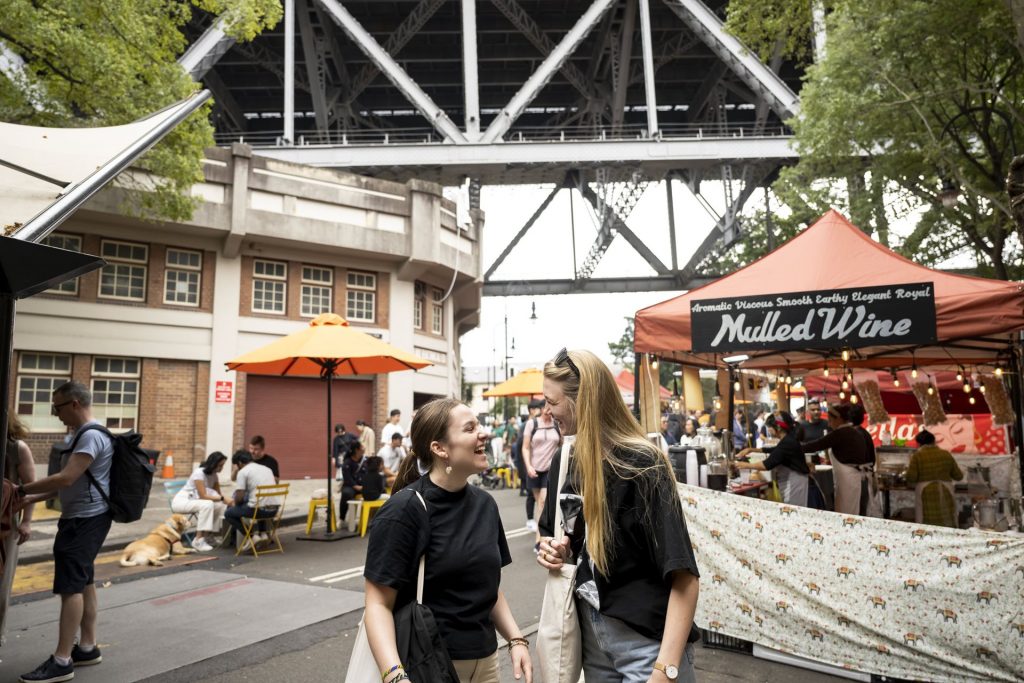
[635,210,1024,370]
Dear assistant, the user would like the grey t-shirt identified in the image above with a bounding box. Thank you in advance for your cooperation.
[59,420,114,519]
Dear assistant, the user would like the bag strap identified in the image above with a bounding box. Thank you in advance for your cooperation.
[413,491,427,604]
[65,424,113,506]
[552,436,575,543]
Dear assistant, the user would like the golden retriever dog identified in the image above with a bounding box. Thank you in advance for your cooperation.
[119,514,196,567]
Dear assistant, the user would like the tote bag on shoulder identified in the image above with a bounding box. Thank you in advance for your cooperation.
[537,437,583,683]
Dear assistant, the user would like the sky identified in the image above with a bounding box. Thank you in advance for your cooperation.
[458,178,739,371]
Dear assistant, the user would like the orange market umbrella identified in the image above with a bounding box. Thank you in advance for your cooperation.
[483,368,543,397]
[226,313,432,539]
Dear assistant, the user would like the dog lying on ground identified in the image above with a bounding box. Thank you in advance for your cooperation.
[119,514,196,567]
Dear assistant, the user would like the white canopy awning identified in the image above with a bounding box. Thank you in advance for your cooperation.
[1,91,209,240]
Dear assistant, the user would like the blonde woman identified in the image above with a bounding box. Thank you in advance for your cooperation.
[362,398,532,683]
[537,349,700,683]
[2,413,35,644]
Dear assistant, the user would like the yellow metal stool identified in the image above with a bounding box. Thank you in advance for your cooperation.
[358,499,387,537]
[306,497,337,535]
[495,467,510,487]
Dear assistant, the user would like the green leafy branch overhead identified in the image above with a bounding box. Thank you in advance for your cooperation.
[0,0,281,221]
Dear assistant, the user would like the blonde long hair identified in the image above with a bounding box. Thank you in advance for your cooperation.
[544,349,676,577]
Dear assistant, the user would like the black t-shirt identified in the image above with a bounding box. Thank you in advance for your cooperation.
[364,475,512,659]
[800,418,828,443]
[256,453,280,479]
[761,431,810,474]
[539,448,700,643]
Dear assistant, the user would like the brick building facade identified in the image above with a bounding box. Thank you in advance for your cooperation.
[12,146,481,479]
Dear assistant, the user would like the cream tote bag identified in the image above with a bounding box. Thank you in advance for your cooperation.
[537,436,583,683]
[344,493,427,683]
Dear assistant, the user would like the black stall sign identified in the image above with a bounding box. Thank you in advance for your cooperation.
[690,282,937,353]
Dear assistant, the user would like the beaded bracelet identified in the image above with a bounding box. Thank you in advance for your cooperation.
[506,636,530,653]
[381,664,404,682]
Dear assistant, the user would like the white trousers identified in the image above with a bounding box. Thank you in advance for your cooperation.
[171,494,227,532]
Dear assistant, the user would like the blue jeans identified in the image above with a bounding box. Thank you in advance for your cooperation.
[578,600,697,683]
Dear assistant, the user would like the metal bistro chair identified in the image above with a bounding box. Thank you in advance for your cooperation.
[163,479,197,546]
[236,483,290,557]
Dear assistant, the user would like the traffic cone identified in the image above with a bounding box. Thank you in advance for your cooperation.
[162,450,175,479]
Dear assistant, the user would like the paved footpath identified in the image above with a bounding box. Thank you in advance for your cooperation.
[3,484,849,683]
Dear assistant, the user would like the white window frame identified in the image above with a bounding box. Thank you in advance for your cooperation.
[16,352,72,432]
[252,259,288,314]
[91,356,141,433]
[42,234,83,295]
[431,287,444,335]
[345,270,376,323]
[98,239,148,302]
[413,282,425,330]
[163,248,203,307]
[300,265,334,318]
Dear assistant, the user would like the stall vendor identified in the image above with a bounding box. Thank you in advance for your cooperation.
[736,412,819,507]
[904,429,962,527]
[800,404,874,516]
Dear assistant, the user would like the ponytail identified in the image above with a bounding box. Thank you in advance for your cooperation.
[392,450,421,494]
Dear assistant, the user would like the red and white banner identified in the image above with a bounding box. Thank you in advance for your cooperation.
[863,414,1009,455]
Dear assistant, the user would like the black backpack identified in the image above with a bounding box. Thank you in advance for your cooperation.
[65,424,155,523]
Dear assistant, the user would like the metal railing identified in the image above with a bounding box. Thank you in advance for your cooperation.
[214,121,792,147]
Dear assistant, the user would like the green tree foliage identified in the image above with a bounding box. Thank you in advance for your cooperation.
[0,0,280,221]
[608,316,678,389]
[721,0,1024,279]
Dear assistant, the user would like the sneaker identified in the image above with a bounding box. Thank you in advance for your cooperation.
[191,538,213,552]
[240,536,255,552]
[254,533,270,547]
[71,644,102,666]
[525,520,537,532]
[19,655,74,682]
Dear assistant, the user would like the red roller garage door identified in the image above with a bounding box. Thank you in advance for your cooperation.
[244,375,374,479]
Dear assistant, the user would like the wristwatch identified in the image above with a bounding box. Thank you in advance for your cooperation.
[654,662,679,680]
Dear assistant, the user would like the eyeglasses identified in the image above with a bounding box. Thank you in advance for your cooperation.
[51,400,73,415]
[554,347,580,379]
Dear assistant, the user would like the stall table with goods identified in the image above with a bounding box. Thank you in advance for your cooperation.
[632,210,1024,682]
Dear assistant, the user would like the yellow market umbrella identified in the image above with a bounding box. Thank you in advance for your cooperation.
[483,368,543,397]
[226,313,431,539]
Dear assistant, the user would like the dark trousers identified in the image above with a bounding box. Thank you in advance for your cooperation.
[224,505,277,539]
[339,485,357,520]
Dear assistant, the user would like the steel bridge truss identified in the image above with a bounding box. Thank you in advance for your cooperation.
[178,0,801,296]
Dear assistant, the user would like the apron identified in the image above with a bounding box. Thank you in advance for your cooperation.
[830,453,874,516]
[775,465,809,507]
[915,480,957,527]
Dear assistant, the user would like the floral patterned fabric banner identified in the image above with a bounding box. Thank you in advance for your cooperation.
[681,484,1024,682]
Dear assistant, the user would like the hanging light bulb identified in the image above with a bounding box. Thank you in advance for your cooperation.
[963,383,971,394]
[891,370,900,388]
[841,349,850,362]
[927,385,935,395]
[995,367,1003,378]
[969,396,976,405]
[823,365,830,377]
[956,367,964,382]
[838,390,846,400]
[980,384,987,394]
[733,380,741,392]
[841,379,849,390]
[911,366,919,379]
[850,394,859,404]
[651,356,659,370]
[785,375,792,385]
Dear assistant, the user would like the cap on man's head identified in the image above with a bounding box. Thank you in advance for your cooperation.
[527,398,544,409]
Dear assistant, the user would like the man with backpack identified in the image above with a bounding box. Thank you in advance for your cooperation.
[13,381,114,682]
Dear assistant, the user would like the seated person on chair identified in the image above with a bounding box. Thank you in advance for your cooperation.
[224,450,279,549]
[338,441,366,524]
[361,456,387,502]
[376,431,406,488]
[905,429,963,528]
[171,451,228,551]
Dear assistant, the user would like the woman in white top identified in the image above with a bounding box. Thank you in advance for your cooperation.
[171,451,228,551]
